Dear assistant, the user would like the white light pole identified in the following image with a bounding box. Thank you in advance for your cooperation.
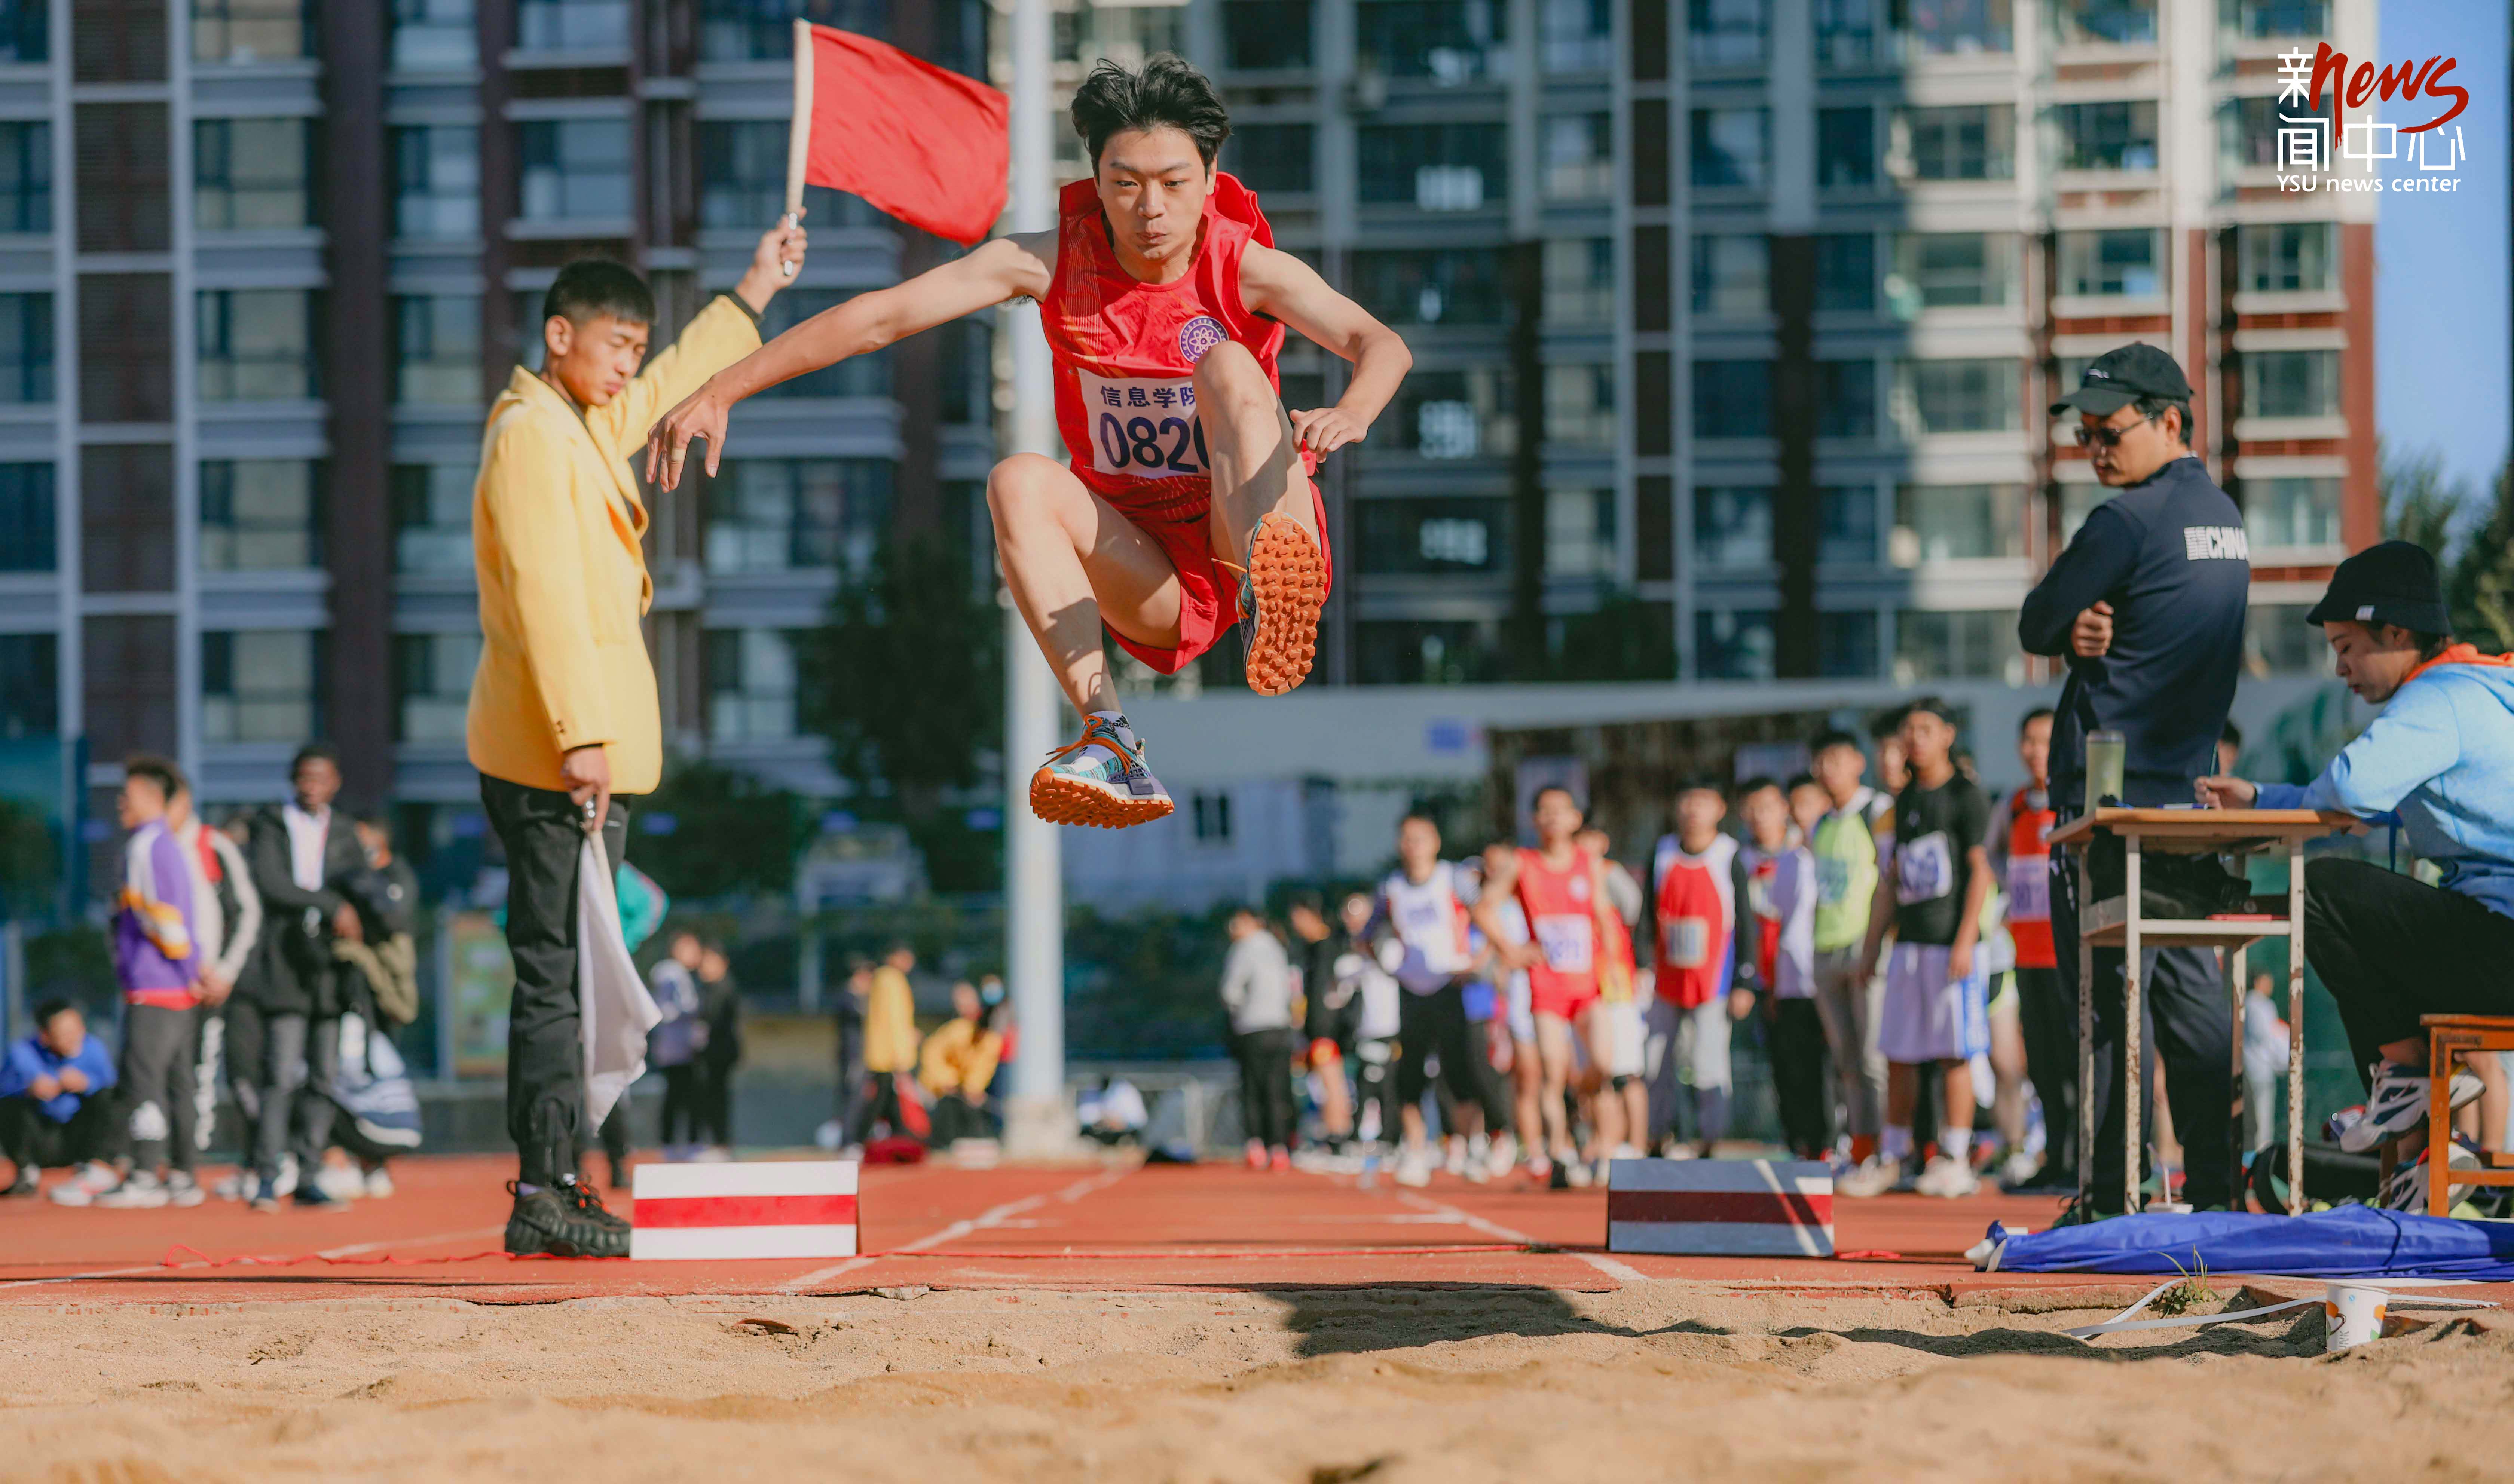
[1001,0,1068,1155]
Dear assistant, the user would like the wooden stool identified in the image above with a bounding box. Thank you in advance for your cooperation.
[2419,1014,2514,1217]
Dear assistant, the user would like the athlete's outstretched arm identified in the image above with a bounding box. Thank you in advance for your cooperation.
[1238,244,1412,457]
[645,231,1055,490]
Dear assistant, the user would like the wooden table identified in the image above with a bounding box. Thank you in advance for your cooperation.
[2045,807,2352,1215]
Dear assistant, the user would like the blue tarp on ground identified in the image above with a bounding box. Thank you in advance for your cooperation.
[1982,1205,2514,1281]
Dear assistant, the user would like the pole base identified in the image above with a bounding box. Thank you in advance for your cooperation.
[1001,1092,1078,1160]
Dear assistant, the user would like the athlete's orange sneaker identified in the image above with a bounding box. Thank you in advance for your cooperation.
[1028,714,1174,829]
[1228,512,1324,696]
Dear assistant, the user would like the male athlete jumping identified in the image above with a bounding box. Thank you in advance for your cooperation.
[645,55,1411,828]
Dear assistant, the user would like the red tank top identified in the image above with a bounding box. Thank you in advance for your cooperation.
[1040,173,1284,523]
[1514,847,1601,1002]
[2006,787,2056,969]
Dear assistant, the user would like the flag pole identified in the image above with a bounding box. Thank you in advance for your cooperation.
[1001,0,1067,1155]
[780,16,811,276]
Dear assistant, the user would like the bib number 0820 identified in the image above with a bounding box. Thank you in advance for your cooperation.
[1096,411,1208,476]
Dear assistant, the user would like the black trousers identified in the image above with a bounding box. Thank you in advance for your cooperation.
[2052,840,2235,1211]
[849,1070,903,1145]
[483,773,630,1188]
[597,1097,632,1171]
[1234,1026,1298,1149]
[1769,998,1832,1160]
[1,1092,113,1171]
[1396,984,1511,1132]
[1353,1036,1398,1145]
[698,1054,737,1146]
[2014,965,2079,1180]
[928,1094,993,1146]
[2304,857,2514,1085]
[658,1064,704,1145]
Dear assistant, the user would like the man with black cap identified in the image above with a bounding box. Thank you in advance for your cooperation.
[2019,343,2250,1215]
[2200,541,2514,1171]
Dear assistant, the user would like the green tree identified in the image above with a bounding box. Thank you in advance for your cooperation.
[0,795,54,919]
[2449,460,2514,653]
[634,760,816,902]
[2381,441,2463,559]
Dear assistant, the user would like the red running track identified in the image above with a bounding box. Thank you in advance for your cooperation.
[0,1153,2108,1307]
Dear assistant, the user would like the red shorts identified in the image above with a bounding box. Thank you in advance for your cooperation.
[1099,450,1330,676]
[1530,981,1600,1024]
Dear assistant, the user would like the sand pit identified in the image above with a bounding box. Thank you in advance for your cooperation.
[6,1282,2511,1482]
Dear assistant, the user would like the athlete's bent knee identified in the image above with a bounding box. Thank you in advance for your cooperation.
[1190,340,1274,419]
[985,453,1071,526]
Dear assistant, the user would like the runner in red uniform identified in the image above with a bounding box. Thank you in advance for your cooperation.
[645,56,1412,828]
[1475,786,1627,1186]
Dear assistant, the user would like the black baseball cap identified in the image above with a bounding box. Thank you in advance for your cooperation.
[2049,343,2194,418]
[2304,540,2452,634]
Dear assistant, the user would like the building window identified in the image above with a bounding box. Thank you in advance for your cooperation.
[0,462,51,573]
[1226,123,1314,196]
[1897,105,2015,181]
[706,458,891,576]
[1541,112,1612,201]
[391,0,475,71]
[1819,611,1879,678]
[2238,221,2337,293]
[1353,246,1506,326]
[758,291,891,398]
[1817,359,1875,438]
[1690,234,1768,316]
[194,117,312,230]
[0,0,43,65]
[1687,0,1765,65]
[2058,101,2159,171]
[516,0,628,52]
[1355,0,1509,82]
[1191,791,1233,843]
[2059,228,2163,297]
[1358,122,1507,210]
[698,0,888,61]
[706,628,799,742]
[1690,108,1768,189]
[1696,609,1775,680]
[2245,349,2340,418]
[392,125,479,239]
[2056,0,2155,46]
[1541,0,1611,71]
[0,122,47,234]
[1814,0,1877,65]
[1223,0,1312,68]
[2222,95,2284,171]
[1693,486,1770,570]
[0,291,49,404]
[2245,603,2328,677]
[1903,0,2012,53]
[392,294,481,405]
[2227,0,2327,40]
[1692,360,1771,438]
[1892,484,2025,563]
[0,632,53,737]
[1544,237,1613,326]
[193,0,311,64]
[1544,365,1614,450]
[199,459,319,570]
[1815,233,1874,311]
[1392,368,1514,459]
[1545,489,1615,578]
[391,463,475,574]
[2253,476,2342,551]
[1894,359,2019,436]
[197,289,317,402]
[1355,496,1508,574]
[698,120,791,229]
[1817,107,1874,188]
[201,629,321,743]
[1818,484,1875,565]
[1357,620,1500,685]
[392,631,479,743]
[518,118,631,223]
[1895,610,2022,683]
[1887,232,2014,315]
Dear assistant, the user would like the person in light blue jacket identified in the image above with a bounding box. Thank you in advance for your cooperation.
[2198,541,2514,1152]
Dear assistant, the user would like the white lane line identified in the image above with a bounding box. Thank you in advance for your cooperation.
[1392,1188,1649,1286]
[778,1166,1131,1293]
[0,1225,505,1293]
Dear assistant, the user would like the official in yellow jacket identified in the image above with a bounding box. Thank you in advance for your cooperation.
[471,227,802,1258]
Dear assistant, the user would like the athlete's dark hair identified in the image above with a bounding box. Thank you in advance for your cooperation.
[1785,772,1820,794]
[1531,784,1582,814]
[1868,703,1912,741]
[1288,890,1325,918]
[123,754,182,800]
[1070,53,1231,169]
[1400,809,1441,833]
[2218,717,2243,751]
[2019,706,2055,734]
[34,997,76,1028]
[1905,695,1957,727]
[1737,775,1783,800]
[1809,728,1862,759]
[543,258,655,328]
[291,741,340,776]
[1676,775,1727,800]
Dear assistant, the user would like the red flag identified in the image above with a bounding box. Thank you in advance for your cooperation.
[795,23,1008,246]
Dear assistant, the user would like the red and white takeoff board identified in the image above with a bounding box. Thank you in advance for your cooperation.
[630,1160,860,1261]
[1605,1158,1833,1258]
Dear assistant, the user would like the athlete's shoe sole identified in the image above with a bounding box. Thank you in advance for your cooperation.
[1241,513,1324,696]
[1028,770,1175,829]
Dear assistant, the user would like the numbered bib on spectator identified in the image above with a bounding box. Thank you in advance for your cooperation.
[1078,370,1209,480]
[2006,854,2051,922]
[1664,915,1712,969]
[1897,831,1954,904]
[1532,914,1594,972]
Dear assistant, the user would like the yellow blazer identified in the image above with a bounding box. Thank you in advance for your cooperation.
[465,295,761,796]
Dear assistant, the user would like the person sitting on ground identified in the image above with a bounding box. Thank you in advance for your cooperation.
[918,981,1006,1147]
[2199,541,2514,1175]
[1078,1074,1149,1147]
[2,1001,117,1197]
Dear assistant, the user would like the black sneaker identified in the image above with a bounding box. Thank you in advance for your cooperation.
[505,1178,631,1258]
[293,1182,349,1212]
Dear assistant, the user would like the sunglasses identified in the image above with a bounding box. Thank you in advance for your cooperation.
[2074,413,2158,449]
